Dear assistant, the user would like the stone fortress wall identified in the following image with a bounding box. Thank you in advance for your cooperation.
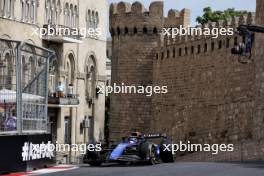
[110,0,264,161]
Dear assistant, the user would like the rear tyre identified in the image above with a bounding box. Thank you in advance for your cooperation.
[160,139,175,163]
[84,150,103,166]
[140,142,157,165]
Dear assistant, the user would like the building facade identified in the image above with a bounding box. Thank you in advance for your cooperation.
[0,0,108,164]
[109,1,264,161]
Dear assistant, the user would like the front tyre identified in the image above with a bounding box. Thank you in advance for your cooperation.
[160,139,175,163]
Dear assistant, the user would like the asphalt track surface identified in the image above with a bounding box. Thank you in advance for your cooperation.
[43,162,264,176]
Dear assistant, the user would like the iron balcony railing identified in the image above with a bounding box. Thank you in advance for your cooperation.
[48,93,80,106]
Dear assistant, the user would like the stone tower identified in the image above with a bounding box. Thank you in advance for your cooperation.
[109,1,190,141]
[253,0,264,140]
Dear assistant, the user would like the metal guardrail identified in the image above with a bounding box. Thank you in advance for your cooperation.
[0,38,54,135]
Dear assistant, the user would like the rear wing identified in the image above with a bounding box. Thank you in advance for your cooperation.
[143,133,167,139]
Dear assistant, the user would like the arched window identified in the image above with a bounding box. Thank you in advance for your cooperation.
[49,57,57,93]
[25,0,30,21]
[85,56,96,99]
[74,5,78,27]
[87,10,91,28]
[0,52,12,89]
[2,0,14,18]
[55,0,61,24]
[91,11,95,29]
[69,4,73,27]
[65,53,75,95]
[50,0,56,24]
[64,3,69,26]
[45,0,50,23]
[32,0,37,23]
[95,12,99,28]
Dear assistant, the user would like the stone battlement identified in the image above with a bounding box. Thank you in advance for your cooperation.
[109,1,190,36]
[161,12,255,47]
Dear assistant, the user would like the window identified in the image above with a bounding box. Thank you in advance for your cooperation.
[0,52,13,89]
[87,10,98,30]
[85,56,96,100]
[191,46,194,54]
[45,0,60,24]
[1,0,14,19]
[64,117,71,144]
[64,2,77,27]
[49,57,57,93]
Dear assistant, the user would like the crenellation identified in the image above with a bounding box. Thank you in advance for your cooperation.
[117,1,131,14]
[231,16,240,27]
[149,1,163,17]
[168,9,180,18]
[131,1,145,14]
[239,14,247,25]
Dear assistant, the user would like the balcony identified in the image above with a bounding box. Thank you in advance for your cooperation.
[41,24,83,43]
[48,93,80,107]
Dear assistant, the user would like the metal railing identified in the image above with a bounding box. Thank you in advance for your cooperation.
[0,38,54,135]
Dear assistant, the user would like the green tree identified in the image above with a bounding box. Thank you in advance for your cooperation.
[196,7,248,25]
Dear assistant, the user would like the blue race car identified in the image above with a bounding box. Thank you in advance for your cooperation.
[83,131,174,166]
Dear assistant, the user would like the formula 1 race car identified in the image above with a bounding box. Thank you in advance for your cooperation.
[83,131,174,166]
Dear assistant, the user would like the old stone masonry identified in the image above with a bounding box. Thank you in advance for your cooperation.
[109,0,264,161]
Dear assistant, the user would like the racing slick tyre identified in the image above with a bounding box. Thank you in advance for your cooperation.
[83,150,103,166]
[140,142,157,165]
[160,139,175,163]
